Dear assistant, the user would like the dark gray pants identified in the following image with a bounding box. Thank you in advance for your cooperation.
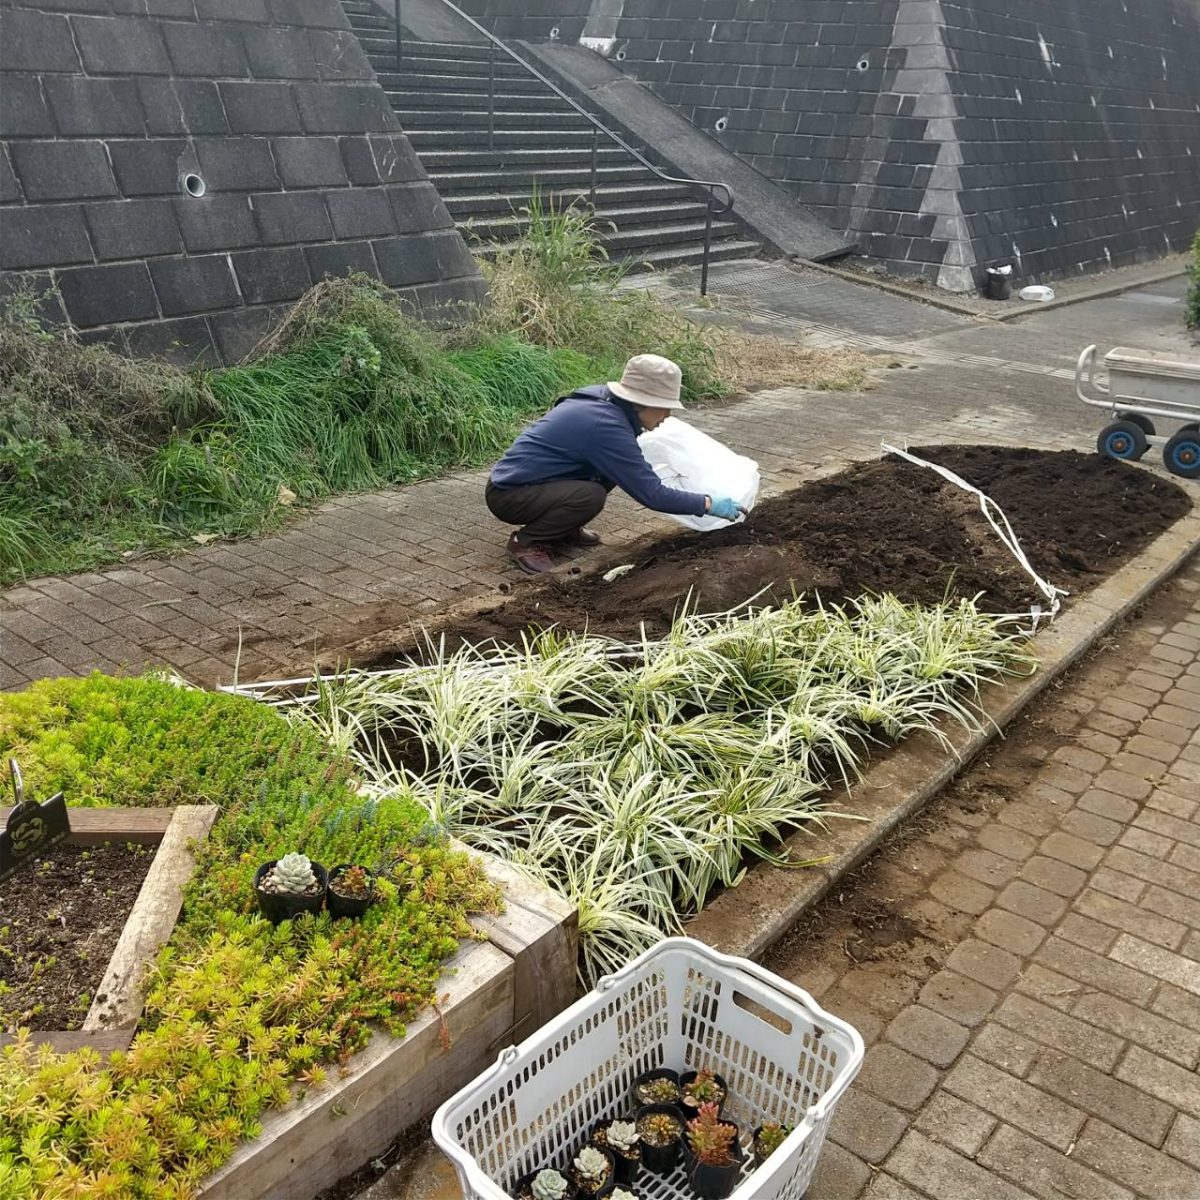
[485,479,608,544]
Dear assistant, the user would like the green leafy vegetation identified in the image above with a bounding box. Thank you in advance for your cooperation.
[292,594,1033,984]
[0,277,591,582]
[0,674,498,1199]
[1186,227,1200,330]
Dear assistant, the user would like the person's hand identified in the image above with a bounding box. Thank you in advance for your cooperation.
[708,496,742,521]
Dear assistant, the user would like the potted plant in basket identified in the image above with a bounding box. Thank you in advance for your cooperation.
[326,863,376,918]
[570,1146,614,1196]
[512,1166,578,1200]
[686,1102,742,1200]
[680,1067,728,1115]
[634,1106,685,1173]
[253,852,327,923]
[592,1117,641,1184]
[753,1121,792,1166]
[632,1067,682,1107]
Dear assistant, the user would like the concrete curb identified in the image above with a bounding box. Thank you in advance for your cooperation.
[794,256,1190,325]
[686,506,1200,959]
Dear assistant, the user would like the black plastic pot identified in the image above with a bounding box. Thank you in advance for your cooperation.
[591,1117,641,1185]
[253,860,327,923]
[510,1170,581,1200]
[679,1070,729,1116]
[983,264,1013,300]
[634,1104,685,1174]
[326,864,376,919]
[752,1124,790,1167]
[570,1145,615,1197]
[689,1153,743,1200]
[631,1066,681,1107]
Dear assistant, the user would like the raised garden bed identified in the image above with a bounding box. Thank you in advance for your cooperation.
[0,804,217,1054]
[198,853,576,1200]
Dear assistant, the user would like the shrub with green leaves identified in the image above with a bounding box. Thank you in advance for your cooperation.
[0,674,499,1199]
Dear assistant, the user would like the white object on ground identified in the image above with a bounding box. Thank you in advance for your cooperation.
[602,564,636,583]
[433,937,864,1200]
[639,416,760,531]
[1019,285,1055,302]
[882,442,1068,633]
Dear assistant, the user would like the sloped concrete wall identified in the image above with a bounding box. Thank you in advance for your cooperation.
[0,0,484,364]
[458,0,1200,290]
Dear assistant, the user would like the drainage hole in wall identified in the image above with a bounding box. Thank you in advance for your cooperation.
[856,58,870,71]
[715,116,729,132]
[182,173,206,197]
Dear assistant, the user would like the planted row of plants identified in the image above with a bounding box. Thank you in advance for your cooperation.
[0,673,498,1200]
[292,592,1034,985]
[514,1067,792,1200]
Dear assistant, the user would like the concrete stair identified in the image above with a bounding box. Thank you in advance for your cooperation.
[340,0,760,270]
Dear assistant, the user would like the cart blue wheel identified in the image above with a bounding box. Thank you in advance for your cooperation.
[1119,412,1155,437]
[1097,420,1149,462]
[1163,428,1200,479]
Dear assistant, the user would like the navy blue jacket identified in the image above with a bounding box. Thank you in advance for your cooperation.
[489,385,708,517]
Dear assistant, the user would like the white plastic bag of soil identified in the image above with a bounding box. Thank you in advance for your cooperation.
[639,417,760,531]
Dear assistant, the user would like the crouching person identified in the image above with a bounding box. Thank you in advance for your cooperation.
[485,354,741,574]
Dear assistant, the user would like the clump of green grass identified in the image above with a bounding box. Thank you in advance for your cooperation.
[0,277,590,582]
[479,188,728,403]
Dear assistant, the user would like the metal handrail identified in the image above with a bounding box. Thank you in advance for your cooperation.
[391,0,735,294]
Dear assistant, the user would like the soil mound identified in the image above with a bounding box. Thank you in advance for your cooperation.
[394,446,1192,652]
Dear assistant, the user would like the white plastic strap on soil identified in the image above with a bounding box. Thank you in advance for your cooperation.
[881,442,1068,633]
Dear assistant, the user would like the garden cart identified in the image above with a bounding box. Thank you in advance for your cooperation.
[1076,343,1200,479]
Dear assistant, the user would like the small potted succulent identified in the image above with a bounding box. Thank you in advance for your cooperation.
[592,1116,641,1184]
[752,1120,792,1166]
[598,1188,638,1200]
[511,1166,578,1200]
[253,852,327,923]
[686,1103,742,1200]
[569,1145,613,1197]
[680,1067,728,1116]
[632,1067,681,1107]
[326,863,376,919]
[634,1105,685,1174]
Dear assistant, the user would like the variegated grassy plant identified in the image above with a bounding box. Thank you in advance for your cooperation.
[282,595,1033,984]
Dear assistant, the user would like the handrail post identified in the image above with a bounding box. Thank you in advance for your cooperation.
[589,125,598,206]
[488,42,496,151]
[395,0,402,73]
[700,186,714,298]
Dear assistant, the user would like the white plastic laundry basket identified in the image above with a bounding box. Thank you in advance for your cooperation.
[432,937,864,1200]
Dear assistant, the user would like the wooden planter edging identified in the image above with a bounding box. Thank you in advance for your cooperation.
[198,851,577,1200]
[0,804,218,1055]
[687,506,1200,958]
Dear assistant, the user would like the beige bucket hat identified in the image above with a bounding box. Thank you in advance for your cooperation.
[608,354,685,410]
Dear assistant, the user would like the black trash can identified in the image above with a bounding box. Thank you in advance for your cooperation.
[983,264,1013,301]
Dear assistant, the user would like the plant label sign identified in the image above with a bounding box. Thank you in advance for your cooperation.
[1,759,70,884]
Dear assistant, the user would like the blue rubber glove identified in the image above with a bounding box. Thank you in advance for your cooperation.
[708,496,742,521]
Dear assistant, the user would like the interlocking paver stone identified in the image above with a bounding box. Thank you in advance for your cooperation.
[885,1005,970,1068]
[978,1123,1134,1200]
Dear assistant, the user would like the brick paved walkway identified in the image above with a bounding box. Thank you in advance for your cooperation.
[763,558,1200,1200]
[1,271,1193,692]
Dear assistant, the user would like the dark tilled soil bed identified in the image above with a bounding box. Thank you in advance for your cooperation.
[398,447,1190,653]
[0,841,153,1031]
